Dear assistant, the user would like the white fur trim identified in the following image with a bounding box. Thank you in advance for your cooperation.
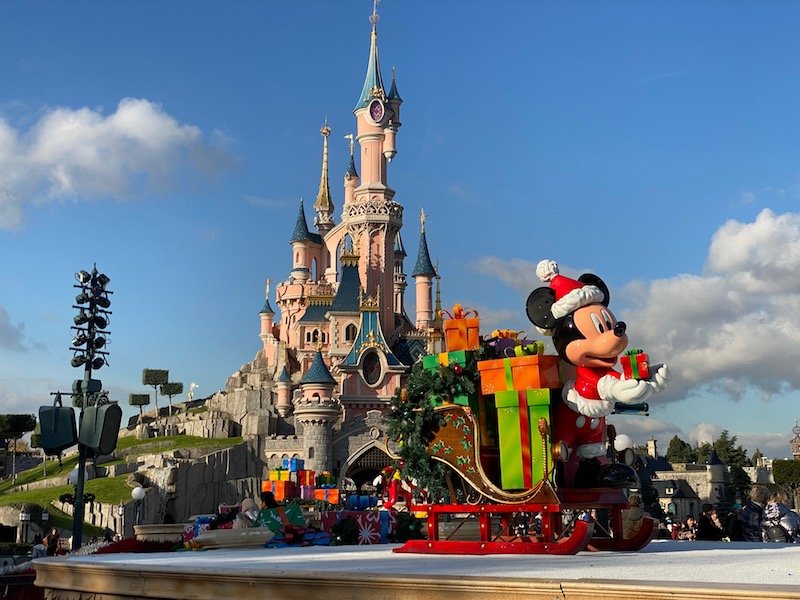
[535,326,554,337]
[551,284,603,319]
[563,382,615,417]
[536,259,559,283]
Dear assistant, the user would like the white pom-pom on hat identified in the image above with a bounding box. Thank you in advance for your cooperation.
[536,259,559,283]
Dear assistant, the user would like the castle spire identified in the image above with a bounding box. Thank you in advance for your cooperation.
[290,199,313,243]
[344,133,358,179]
[259,278,274,315]
[355,1,386,110]
[412,209,436,277]
[314,119,334,232]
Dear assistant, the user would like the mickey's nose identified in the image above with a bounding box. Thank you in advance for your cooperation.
[614,321,627,337]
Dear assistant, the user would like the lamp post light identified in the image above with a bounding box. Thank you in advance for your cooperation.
[131,487,145,527]
[118,502,125,539]
[41,508,49,532]
[19,506,31,544]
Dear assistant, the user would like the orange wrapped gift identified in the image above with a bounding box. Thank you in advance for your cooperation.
[477,343,561,394]
[261,480,297,501]
[441,304,480,352]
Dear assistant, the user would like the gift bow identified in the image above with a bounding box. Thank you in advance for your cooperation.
[624,348,644,357]
[513,341,545,357]
[440,303,479,320]
[491,329,524,340]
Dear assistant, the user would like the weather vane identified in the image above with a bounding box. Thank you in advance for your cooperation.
[265,278,271,300]
[420,207,426,232]
[344,133,354,157]
[370,0,380,26]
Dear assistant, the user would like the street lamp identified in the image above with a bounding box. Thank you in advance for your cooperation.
[131,487,145,526]
[41,509,49,531]
[117,502,125,539]
[19,506,30,544]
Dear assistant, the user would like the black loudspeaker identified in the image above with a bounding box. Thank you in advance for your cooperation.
[79,402,122,455]
[39,396,78,455]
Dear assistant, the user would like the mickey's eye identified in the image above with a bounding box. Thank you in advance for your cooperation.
[590,313,604,334]
[601,309,614,331]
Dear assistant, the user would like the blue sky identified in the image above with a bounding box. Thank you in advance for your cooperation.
[1,1,799,459]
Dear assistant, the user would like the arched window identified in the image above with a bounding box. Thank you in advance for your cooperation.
[345,324,357,342]
[311,256,318,280]
[308,447,315,459]
[311,329,320,343]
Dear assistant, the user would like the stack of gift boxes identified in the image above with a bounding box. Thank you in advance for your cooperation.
[422,306,563,491]
[261,461,342,505]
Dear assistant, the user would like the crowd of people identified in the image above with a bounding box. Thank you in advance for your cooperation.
[668,486,800,543]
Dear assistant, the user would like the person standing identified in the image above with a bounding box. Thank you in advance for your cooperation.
[696,504,724,541]
[43,528,60,556]
[740,485,769,542]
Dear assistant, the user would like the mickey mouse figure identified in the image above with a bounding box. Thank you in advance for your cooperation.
[526,259,670,486]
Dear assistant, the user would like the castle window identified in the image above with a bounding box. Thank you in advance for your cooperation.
[308,447,315,459]
[666,487,674,495]
[312,329,320,343]
[345,324,357,342]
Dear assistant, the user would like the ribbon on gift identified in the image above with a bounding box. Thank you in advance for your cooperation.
[513,341,545,357]
[622,348,648,380]
[490,329,524,340]
[439,303,479,320]
[516,390,533,489]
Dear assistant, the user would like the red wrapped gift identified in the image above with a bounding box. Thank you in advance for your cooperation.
[320,510,397,544]
[620,349,651,380]
[441,304,480,352]
[298,469,315,486]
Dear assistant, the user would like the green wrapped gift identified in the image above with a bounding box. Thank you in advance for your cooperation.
[421,350,480,413]
[495,388,555,490]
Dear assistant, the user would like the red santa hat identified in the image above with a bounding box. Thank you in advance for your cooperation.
[536,259,603,319]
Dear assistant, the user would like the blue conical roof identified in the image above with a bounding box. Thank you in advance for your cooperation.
[393,232,406,258]
[345,152,359,179]
[707,448,723,465]
[387,69,402,101]
[259,298,274,315]
[300,351,337,385]
[412,229,436,277]
[277,367,292,383]
[355,24,385,110]
[290,200,322,244]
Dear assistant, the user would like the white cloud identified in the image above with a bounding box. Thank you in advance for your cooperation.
[0,98,234,229]
[0,306,26,351]
[471,257,540,295]
[624,209,800,401]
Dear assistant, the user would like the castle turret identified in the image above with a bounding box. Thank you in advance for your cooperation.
[706,448,725,506]
[290,199,321,282]
[383,66,402,162]
[412,209,436,329]
[293,350,342,472]
[313,120,335,236]
[393,232,407,316]
[275,366,293,418]
[343,134,359,207]
[259,279,278,369]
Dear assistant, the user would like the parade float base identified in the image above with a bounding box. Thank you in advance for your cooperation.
[33,539,800,600]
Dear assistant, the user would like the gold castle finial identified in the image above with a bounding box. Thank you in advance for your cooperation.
[420,208,427,233]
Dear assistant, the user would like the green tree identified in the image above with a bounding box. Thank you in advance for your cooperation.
[0,414,37,481]
[665,435,696,463]
[129,394,151,423]
[160,382,183,416]
[30,423,45,477]
[773,460,800,508]
[695,431,752,504]
[142,369,169,417]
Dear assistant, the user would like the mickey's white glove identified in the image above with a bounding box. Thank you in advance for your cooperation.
[563,383,615,418]
[597,374,653,404]
[647,364,670,393]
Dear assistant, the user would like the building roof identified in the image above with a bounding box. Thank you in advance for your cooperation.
[300,351,337,386]
[387,68,402,102]
[290,200,322,244]
[707,449,723,465]
[298,303,330,323]
[345,152,358,179]
[313,123,334,220]
[412,229,436,277]
[277,367,292,383]
[330,259,361,313]
[651,479,700,500]
[393,232,406,258]
[342,305,403,368]
[355,22,385,110]
[259,298,274,315]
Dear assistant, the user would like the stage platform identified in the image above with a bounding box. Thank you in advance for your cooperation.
[33,539,800,600]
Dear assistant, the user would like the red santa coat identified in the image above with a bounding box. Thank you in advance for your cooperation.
[553,366,621,450]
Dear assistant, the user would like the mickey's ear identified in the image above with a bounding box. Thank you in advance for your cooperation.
[579,274,610,306]
[526,287,558,330]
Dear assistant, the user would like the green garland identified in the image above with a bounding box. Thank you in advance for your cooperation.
[385,350,486,501]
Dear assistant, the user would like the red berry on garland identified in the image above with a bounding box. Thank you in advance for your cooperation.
[453,364,464,375]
